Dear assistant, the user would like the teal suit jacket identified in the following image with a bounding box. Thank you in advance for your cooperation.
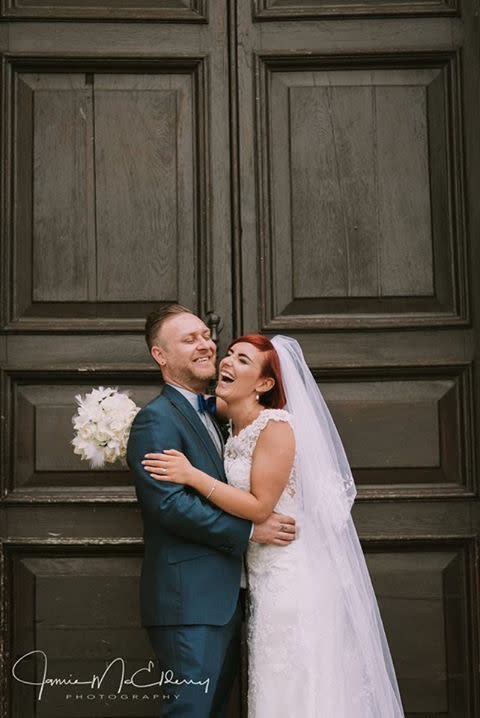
[127,384,251,627]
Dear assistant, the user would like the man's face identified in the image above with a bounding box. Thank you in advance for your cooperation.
[152,313,217,392]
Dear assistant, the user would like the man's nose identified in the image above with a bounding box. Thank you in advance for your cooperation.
[197,336,213,351]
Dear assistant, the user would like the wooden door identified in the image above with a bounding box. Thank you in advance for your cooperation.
[235,2,480,716]
[0,3,237,717]
[1,1,479,717]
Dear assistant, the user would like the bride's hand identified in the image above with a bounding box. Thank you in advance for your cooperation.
[142,450,194,485]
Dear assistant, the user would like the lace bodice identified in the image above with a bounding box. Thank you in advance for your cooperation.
[224,408,297,514]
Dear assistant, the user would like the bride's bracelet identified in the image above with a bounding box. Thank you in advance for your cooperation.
[206,479,217,500]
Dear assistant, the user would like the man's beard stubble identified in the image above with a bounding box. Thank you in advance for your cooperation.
[179,361,216,393]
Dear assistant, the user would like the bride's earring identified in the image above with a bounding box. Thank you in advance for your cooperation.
[256,394,260,402]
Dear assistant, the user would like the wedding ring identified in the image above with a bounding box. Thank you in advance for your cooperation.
[162,468,167,474]
[280,524,286,532]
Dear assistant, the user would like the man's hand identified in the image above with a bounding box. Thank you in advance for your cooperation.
[251,512,296,546]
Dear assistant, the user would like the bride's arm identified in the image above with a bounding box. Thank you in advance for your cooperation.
[143,421,295,523]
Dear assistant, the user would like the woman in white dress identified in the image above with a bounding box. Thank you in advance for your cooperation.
[143,334,405,718]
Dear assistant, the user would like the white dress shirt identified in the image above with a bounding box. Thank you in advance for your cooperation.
[168,384,223,455]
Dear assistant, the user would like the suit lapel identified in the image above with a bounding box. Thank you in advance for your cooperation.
[162,384,226,479]
[211,417,225,453]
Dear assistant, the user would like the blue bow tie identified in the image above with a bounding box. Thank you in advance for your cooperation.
[197,394,217,417]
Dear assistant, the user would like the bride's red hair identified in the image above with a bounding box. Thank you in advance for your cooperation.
[227,334,287,409]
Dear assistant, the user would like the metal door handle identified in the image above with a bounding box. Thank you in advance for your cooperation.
[205,312,223,344]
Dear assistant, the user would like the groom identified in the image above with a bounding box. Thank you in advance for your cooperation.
[127,304,296,717]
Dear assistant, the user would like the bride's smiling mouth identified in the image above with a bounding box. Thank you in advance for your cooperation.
[220,372,235,384]
[218,370,235,385]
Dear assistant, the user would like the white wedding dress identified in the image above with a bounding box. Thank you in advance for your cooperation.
[224,408,403,718]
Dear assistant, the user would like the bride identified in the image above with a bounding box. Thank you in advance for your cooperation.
[143,334,405,717]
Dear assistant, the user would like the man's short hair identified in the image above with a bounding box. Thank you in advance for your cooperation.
[145,304,193,351]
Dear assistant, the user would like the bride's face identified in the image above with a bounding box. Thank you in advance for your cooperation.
[216,342,274,404]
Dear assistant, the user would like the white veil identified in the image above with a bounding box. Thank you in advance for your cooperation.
[271,335,404,717]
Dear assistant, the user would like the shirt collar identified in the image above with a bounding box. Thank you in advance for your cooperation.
[166,383,199,411]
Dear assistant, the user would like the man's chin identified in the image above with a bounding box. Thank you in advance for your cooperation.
[191,364,216,382]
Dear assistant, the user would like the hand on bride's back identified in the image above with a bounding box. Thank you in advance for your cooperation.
[251,512,296,546]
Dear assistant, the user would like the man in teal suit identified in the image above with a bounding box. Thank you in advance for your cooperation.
[127,305,295,717]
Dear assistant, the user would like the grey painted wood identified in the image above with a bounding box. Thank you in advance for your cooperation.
[1,0,207,21]
[14,73,34,320]
[254,0,459,19]
[427,69,453,307]
[250,51,467,329]
[0,3,237,716]
[325,379,442,468]
[365,546,468,715]
[4,51,228,330]
[94,78,180,302]
[290,84,349,297]
[9,65,201,328]
[259,62,458,328]
[1,327,474,368]
[14,380,161,489]
[376,84,433,296]
[235,2,479,715]
[30,75,91,302]
[2,502,478,541]
[325,85,379,297]
[0,2,479,717]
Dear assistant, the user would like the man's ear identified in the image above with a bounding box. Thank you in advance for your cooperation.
[151,345,166,368]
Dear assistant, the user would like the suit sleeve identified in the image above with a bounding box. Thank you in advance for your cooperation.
[127,405,251,557]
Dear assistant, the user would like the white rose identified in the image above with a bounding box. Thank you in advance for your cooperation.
[94,421,111,443]
[78,425,95,441]
[109,417,126,433]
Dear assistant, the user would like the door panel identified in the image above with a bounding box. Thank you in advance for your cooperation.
[365,540,474,716]
[253,0,459,19]
[8,59,209,329]
[8,544,147,717]
[6,374,160,500]
[1,0,208,21]
[247,53,466,329]
[319,365,475,496]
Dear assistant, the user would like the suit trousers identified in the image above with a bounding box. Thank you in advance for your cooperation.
[147,597,242,717]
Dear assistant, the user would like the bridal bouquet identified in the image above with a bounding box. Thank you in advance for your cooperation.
[72,387,140,468]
